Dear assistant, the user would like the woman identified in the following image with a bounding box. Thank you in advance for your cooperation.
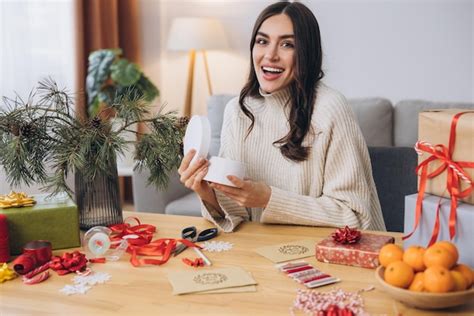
[178,2,386,232]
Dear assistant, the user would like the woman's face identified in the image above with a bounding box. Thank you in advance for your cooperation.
[252,14,295,94]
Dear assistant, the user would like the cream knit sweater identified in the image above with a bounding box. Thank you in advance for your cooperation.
[201,83,386,232]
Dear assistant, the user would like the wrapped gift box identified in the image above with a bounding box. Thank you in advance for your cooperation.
[404,193,474,267]
[418,109,474,204]
[0,194,80,255]
[315,233,395,269]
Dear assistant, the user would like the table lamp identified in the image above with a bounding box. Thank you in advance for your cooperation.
[167,17,228,117]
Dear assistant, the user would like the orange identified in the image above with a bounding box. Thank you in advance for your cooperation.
[423,245,456,269]
[424,266,455,293]
[451,270,468,291]
[384,261,414,289]
[379,244,404,268]
[452,264,473,288]
[433,241,459,264]
[408,272,425,292]
[403,246,426,272]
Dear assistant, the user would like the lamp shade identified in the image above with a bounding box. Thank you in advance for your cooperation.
[167,17,228,51]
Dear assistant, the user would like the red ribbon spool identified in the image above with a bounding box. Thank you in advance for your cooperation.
[13,240,52,275]
[0,214,9,263]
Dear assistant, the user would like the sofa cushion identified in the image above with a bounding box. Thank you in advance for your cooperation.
[164,192,201,217]
[393,100,474,147]
[369,147,418,232]
[207,95,394,152]
[348,98,393,147]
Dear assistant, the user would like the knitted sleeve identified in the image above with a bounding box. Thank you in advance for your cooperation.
[200,99,250,232]
[261,93,386,231]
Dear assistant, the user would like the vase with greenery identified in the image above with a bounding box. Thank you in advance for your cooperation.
[0,78,186,229]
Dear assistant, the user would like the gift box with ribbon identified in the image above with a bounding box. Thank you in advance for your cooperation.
[0,194,80,255]
[404,193,474,267]
[417,109,474,204]
[403,110,474,247]
[315,227,395,269]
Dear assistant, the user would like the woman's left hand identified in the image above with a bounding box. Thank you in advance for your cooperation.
[209,175,271,208]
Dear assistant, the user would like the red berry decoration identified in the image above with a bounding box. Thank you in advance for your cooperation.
[331,226,361,244]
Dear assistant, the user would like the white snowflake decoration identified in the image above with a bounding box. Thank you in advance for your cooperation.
[59,272,111,295]
[202,241,233,252]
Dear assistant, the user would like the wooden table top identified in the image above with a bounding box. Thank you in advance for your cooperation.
[1,212,473,315]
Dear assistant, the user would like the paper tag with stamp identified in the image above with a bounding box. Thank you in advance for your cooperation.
[255,239,316,263]
[167,266,257,295]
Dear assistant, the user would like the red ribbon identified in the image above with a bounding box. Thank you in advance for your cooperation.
[403,111,474,245]
[49,251,88,275]
[109,217,156,247]
[109,217,200,267]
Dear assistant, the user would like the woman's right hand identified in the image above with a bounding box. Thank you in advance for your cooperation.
[178,149,214,202]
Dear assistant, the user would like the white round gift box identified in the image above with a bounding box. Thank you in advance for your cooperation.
[183,115,245,187]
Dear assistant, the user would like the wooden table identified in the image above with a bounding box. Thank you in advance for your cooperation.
[1,212,473,315]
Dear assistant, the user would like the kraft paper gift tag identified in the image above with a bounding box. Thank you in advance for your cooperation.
[197,284,257,294]
[255,239,317,263]
[167,267,257,295]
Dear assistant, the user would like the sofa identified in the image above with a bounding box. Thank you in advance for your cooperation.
[132,95,473,232]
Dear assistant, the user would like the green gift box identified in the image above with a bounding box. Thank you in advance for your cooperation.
[0,194,81,255]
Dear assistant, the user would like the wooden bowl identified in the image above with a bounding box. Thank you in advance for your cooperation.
[375,266,474,309]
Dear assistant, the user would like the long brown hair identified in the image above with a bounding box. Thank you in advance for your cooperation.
[239,2,324,162]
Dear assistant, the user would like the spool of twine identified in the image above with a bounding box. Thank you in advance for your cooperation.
[0,214,9,263]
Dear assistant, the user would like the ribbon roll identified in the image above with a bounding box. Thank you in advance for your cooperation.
[0,214,9,263]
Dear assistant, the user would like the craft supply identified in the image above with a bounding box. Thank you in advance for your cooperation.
[202,241,233,252]
[23,261,51,279]
[0,262,16,282]
[83,226,128,261]
[0,191,36,209]
[291,287,374,316]
[13,252,37,275]
[182,257,205,267]
[13,240,52,275]
[50,251,88,275]
[23,240,52,265]
[276,261,340,289]
[173,226,218,257]
[0,214,9,262]
[167,266,257,295]
[193,247,212,266]
[60,271,111,295]
[255,239,316,263]
[22,270,50,285]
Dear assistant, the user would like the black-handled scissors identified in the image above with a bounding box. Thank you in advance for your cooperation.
[173,226,218,256]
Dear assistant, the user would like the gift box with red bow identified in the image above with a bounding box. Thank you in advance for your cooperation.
[417,109,474,205]
[0,194,80,255]
[315,227,395,269]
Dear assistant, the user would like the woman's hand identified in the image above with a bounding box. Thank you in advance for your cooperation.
[178,149,214,202]
[209,175,271,208]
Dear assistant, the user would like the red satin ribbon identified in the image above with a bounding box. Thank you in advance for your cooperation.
[49,251,88,275]
[403,111,474,245]
[109,217,200,267]
[13,240,52,275]
[109,217,156,246]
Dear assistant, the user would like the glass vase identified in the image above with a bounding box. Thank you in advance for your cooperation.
[74,163,123,230]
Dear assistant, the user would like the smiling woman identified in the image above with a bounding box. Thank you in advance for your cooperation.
[178,1,386,233]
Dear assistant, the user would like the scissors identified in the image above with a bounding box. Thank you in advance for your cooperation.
[173,226,218,256]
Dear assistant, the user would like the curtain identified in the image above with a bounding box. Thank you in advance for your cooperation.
[75,0,141,119]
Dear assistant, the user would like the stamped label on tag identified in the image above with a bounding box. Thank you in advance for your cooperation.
[255,239,316,263]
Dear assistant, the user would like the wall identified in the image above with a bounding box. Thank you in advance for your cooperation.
[140,0,473,116]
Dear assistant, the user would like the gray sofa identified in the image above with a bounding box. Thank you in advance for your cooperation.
[132,96,473,232]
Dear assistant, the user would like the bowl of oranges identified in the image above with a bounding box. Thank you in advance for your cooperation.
[375,241,474,309]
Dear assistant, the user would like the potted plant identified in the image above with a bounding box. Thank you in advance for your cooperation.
[86,48,159,117]
[0,78,186,229]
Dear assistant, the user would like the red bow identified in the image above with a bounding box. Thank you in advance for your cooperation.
[49,251,88,275]
[403,111,474,246]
